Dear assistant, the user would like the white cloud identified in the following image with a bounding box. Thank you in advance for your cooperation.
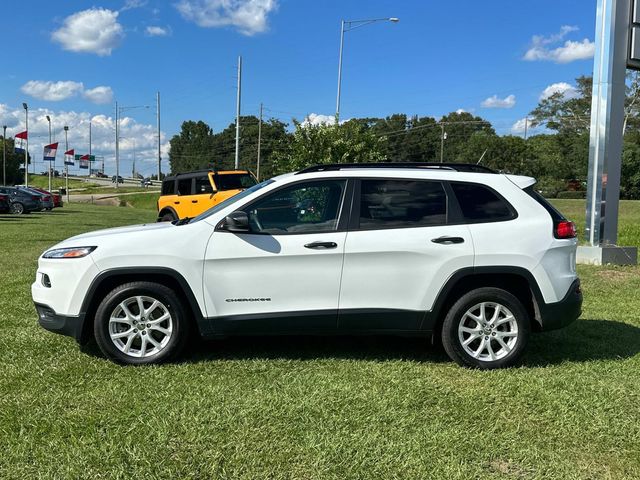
[21,80,114,105]
[175,0,277,35]
[524,26,594,63]
[121,0,147,11]
[511,118,530,134]
[145,26,171,37]
[300,113,336,126]
[82,86,114,104]
[0,104,168,176]
[52,8,124,56]
[481,94,516,109]
[21,81,84,102]
[540,82,579,101]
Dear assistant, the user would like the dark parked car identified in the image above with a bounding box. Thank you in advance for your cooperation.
[27,187,63,208]
[0,193,9,213]
[112,175,124,184]
[15,186,54,211]
[0,186,42,214]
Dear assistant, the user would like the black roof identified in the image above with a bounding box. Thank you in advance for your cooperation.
[163,168,251,182]
[295,162,496,175]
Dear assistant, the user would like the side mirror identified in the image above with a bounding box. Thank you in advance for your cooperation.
[223,210,250,232]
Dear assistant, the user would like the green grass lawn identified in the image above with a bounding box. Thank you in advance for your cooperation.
[26,174,99,191]
[1,203,639,479]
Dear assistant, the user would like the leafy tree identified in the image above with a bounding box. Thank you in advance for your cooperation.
[168,121,215,174]
[438,111,496,162]
[271,119,386,174]
[0,136,28,185]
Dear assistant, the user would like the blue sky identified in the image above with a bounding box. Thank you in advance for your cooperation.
[1,0,597,175]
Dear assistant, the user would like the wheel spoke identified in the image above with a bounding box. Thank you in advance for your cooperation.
[495,336,511,353]
[140,335,148,357]
[494,315,514,327]
[120,302,135,320]
[147,335,162,350]
[123,333,137,353]
[149,325,171,336]
[111,328,134,340]
[486,340,497,361]
[479,303,487,322]
[490,305,502,324]
[462,333,481,346]
[496,330,518,339]
[136,296,145,318]
[145,300,160,317]
[110,316,132,326]
[148,313,170,325]
[473,337,487,358]
[460,326,481,335]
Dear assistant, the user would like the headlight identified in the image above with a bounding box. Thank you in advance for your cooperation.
[43,246,97,259]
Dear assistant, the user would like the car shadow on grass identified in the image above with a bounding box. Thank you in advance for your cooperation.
[184,318,640,366]
[524,318,640,366]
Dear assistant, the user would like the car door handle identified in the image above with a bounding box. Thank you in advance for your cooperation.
[431,236,465,245]
[174,201,180,205]
[191,200,198,203]
[304,241,338,249]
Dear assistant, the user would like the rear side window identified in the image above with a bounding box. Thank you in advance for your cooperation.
[215,173,257,191]
[450,182,515,222]
[161,180,174,195]
[359,179,448,229]
[195,175,214,194]
[177,178,193,195]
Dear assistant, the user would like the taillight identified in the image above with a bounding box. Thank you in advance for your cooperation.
[32,195,39,201]
[555,220,577,239]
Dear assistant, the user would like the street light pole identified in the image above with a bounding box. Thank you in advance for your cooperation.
[23,103,28,187]
[64,126,69,203]
[115,103,150,188]
[2,125,6,186]
[335,17,399,124]
[46,115,52,192]
[257,102,263,181]
[235,55,242,170]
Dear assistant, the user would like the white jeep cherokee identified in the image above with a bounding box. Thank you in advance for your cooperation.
[32,163,582,368]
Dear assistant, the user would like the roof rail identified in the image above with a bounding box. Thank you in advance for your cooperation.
[165,168,251,179]
[295,162,497,175]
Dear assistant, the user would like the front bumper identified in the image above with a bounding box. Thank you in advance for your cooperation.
[35,303,87,343]
[537,279,583,331]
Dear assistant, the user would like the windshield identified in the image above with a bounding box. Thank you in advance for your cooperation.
[190,179,275,223]
[215,173,257,190]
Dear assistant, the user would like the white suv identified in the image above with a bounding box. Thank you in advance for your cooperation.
[32,163,582,368]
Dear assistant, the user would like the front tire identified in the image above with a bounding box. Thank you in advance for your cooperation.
[441,287,530,369]
[94,281,190,365]
[9,202,24,215]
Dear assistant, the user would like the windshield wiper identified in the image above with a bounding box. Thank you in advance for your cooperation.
[173,216,191,226]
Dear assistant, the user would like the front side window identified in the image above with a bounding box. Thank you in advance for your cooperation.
[245,180,346,234]
[450,182,515,222]
[359,179,447,229]
[195,175,214,194]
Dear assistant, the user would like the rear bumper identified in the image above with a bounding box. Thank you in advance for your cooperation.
[35,303,87,343]
[537,279,582,331]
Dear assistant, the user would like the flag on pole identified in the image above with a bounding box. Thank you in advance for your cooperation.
[43,142,58,162]
[79,154,89,169]
[64,149,75,165]
[14,131,28,153]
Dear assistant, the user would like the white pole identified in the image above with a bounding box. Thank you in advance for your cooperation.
[115,102,119,189]
[64,126,69,203]
[47,117,52,193]
[24,104,28,188]
[157,91,161,180]
[257,102,263,181]
[336,20,345,124]
[235,55,242,170]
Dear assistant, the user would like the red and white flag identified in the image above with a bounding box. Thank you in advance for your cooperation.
[64,149,75,166]
[14,130,27,153]
[43,142,58,162]
[79,154,89,169]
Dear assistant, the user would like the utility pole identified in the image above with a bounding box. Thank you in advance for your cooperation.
[157,91,161,180]
[440,123,447,163]
[89,120,93,177]
[2,125,6,186]
[115,102,119,189]
[257,102,263,181]
[524,116,529,140]
[132,140,136,178]
[46,115,52,192]
[64,126,69,203]
[235,55,242,170]
[23,103,28,187]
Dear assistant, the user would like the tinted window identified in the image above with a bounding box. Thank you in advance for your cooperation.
[195,175,214,194]
[359,180,447,229]
[177,178,192,195]
[245,180,346,234]
[215,173,257,191]
[450,182,514,222]
[161,180,174,195]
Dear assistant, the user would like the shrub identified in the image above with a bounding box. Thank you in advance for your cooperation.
[557,190,586,199]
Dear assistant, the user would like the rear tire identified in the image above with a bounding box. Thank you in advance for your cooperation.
[441,287,530,369]
[93,281,190,365]
[159,211,176,222]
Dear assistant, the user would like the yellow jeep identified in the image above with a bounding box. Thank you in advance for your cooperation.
[157,169,257,221]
